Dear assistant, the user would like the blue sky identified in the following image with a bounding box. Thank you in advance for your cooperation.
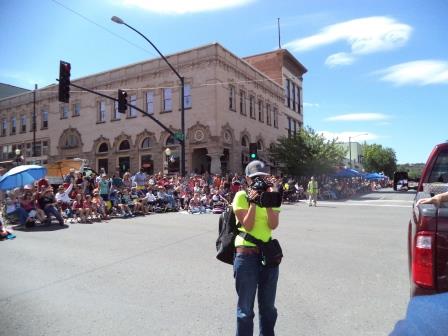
[1,0,447,164]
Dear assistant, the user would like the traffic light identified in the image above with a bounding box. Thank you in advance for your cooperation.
[249,142,258,161]
[58,61,71,103]
[117,89,128,113]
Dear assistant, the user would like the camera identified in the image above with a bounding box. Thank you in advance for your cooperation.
[248,176,282,208]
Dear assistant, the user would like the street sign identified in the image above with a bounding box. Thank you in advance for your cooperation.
[174,132,184,141]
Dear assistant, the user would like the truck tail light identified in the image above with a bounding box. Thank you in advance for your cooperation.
[412,231,435,288]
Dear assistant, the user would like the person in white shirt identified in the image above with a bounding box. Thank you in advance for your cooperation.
[55,183,74,218]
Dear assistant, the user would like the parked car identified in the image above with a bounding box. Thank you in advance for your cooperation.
[408,142,448,296]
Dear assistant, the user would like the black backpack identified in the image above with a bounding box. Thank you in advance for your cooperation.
[216,207,239,265]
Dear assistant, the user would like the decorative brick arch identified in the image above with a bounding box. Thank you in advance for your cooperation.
[240,129,251,148]
[58,127,83,151]
[135,129,158,150]
[92,135,111,154]
[113,132,133,152]
[221,123,234,146]
[188,122,211,145]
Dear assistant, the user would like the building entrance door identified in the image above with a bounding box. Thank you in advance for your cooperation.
[118,157,130,176]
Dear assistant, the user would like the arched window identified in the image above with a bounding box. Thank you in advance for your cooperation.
[166,135,179,146]
[119,140,130,151]
[98,142,108,153]
[257,140,263,151]
[141,137,152,149]
[241,136,249,147]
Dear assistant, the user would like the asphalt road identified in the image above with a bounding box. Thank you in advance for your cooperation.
[0,189,415,336]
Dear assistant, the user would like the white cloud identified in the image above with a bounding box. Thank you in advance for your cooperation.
[376,60,448,86]
[303,102,320,108]
[325,52,356,67]
[319,131,377,142]
[325,113,391,122]
[121,0,255,14]
[284,16,412,66]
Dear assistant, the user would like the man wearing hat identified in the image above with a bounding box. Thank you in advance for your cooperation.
[232,160,281,336]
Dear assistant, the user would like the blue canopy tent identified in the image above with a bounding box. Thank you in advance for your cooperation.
[333,168,363,178]
[364,172,386,180]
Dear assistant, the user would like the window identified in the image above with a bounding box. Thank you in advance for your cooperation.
[25,143,32,157]
[113,101,121,120]
[229,85,236,111]
[64,134,78,149]
[163,88,172,112]
[146,91,154,114]
[293,120,297,135]
[266,104,272,126]
[72,102,81,117]
[20,115,26,133]
[98,158,108,174]
[35,142,42,156]
[240,90,246,116]
[42,141,49,155]
[61,104,69,119]
[292,83,296,111]
[273,107,278,128]
[183,84,192,109]
[11,116,16,135]
[297,87,302,114]
[166,135,179,146]
[1,119,6,136]
[129,95,137,117]
[257,140,263,151]
[258,100,264,122]
[98,101,106,122]
[249,96,255,119]
[141,137,152,149]
[119,140,130,151]
[241,136,249,147]
[42,109,48,129]
[285,79,291,108]
[98,143,109,153]
[287,117,292,137]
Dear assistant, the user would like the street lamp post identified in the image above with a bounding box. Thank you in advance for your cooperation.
[15,149,22,166]
[348,133,368,168]
[111,16,186,177]
[164,148,172,175]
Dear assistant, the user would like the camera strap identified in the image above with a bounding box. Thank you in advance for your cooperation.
[238,231,270,246]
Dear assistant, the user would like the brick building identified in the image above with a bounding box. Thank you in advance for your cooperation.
[0,43,306,176]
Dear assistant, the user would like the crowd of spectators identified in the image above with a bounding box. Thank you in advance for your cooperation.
[0,165,388,231]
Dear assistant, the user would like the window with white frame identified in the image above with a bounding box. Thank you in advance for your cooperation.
[249,95,255,119]
[42,109,48,129]
[113,101,121,120]
[266,104,272,126]
[42,141,49,155]
[20,115,26,133]
[11,116,16,135]
[72,102,80,117]
[229,85,236,111]
[61,104,69,119]
[163,88,172,112]
[183,84,192,109]
[240,90,246,116]
[98,101,106,122]
[129,95,137,117]
[146,91,154,114]
[258,100,264,122]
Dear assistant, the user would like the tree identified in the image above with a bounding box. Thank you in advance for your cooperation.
[269,127,346,176]
[362,143,397,177]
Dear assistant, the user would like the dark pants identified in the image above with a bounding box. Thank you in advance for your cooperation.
[44,205,64,225]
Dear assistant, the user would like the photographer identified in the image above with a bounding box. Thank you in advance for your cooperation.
[232,160,280,336]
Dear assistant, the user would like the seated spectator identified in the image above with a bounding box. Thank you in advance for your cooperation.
[39,188,65,226]
[143,189,157,212]
[119,188,135,218]
[55,183,74,220]
[130,188,145,215]
[4,190,30,227]
[92,191,109,220]
[83,194,96,222]
[72,193,87,223]
[19,190,42,227]
[189,192,206,214]
[0,218,15,240]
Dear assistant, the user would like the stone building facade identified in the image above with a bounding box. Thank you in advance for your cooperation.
[0,43,307,176]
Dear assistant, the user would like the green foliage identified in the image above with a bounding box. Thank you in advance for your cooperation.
[397,163,425,180]
[269,127,346,176]
[362,143,397,177]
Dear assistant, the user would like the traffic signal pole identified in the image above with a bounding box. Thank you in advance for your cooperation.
[63,81,180,141]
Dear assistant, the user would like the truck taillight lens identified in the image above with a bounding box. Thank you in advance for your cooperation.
[412,232,435,288]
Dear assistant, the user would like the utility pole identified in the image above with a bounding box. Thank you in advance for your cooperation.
[33,84,37,158]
